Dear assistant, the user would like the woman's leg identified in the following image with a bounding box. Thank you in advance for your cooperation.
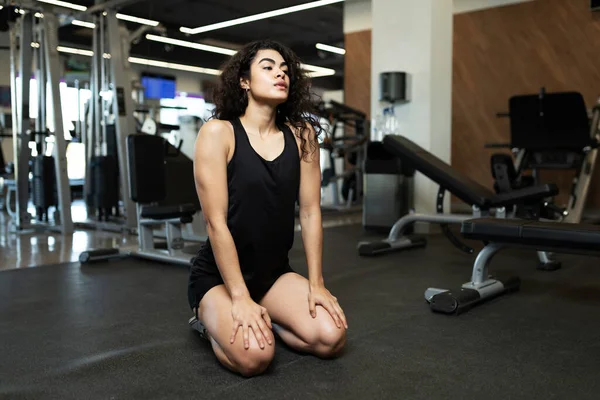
[196,285,275,377]
[259,272,346,358]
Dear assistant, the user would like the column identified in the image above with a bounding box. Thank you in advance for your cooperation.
[371,0,454,219]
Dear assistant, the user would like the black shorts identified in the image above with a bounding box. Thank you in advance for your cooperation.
[187,251,294,312]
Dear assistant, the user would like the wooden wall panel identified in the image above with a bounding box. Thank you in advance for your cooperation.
[452,0,600,210]
[344,30,371,119]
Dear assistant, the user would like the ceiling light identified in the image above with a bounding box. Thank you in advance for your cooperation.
[57,46,94,57]
[180,0,344,35]
[145,35,334,76]
[316,43,345,55]
[302,64,336,78]
[72,20,95,29]
[128,57,221,76]
[301,64,336,74]
[55,46,220,75]
[36,0,87,12]
[306,70,336,78]
[145,34,237,56]
[116,13,159,27]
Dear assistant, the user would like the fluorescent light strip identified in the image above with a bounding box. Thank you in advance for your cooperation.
[116,13,159,27]
[128,57,221,75]
[72,15,158,29]
[145,34,334,76]
[55,46,220,75]
[145,34,237,56]
[37,0,87,11]
[316,43,345,55]
[57,46,94,57]
[306,71,335,78]
[180,0,344,35]
[72,20,96,29]
[301,64,336,74]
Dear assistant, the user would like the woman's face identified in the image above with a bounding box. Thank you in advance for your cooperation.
[243,49,290,105]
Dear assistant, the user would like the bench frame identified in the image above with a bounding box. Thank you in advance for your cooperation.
[357,136,560,270]
[426,218,600,315]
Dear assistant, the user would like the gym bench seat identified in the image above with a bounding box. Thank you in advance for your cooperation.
[140,204,197,221]
[79,134,201,266]
[426,218,600,315]
[358,134,558,257]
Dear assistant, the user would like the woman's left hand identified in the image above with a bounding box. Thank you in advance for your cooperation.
[308,284,348,329]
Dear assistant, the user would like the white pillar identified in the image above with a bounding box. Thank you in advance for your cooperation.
[371,0,454,220]
[344,0,372,34]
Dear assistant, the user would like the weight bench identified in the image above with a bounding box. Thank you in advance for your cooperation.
[357,135,560,267]
[79,134,199,266]
[426,218,600,315]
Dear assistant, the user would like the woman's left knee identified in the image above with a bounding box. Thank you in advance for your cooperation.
[313,321,346,358]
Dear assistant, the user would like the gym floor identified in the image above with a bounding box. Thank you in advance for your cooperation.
[1,214,600,399]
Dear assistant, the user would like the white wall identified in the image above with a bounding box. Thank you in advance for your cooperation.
[371,0,453,218]
[454,0,534,14]
[343,0,535,33]
[344,0,373,34]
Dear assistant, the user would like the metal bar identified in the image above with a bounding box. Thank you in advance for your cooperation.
[75,79,81,139]
[471,243,506,285]
[563,100,600,224]
[107,10,138,229]
[14,13,34,230]
[34,26,42,134]
[9,21,19,170]
[99,12,106,155]
[387,212,472,241]
[43,13,74,233]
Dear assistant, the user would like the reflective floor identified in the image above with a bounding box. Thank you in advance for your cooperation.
[0,203,362,271]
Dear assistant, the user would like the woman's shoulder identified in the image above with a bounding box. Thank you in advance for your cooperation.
[196,119,235,152]
[201,118,234,133]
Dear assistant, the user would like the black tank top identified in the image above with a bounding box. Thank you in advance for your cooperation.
[195,117,300,282]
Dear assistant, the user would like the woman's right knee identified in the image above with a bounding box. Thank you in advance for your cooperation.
[228,342,275,377]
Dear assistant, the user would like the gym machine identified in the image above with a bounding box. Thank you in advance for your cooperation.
[7,7,73,234]
[317,100,368,212]
[79,134,199,266]
[426,217,600,315]
[357,134,562,273]
[76,7,143,232]
[487,89,600,224]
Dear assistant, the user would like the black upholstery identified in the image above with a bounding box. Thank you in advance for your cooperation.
[382,135,557,209]
[140,203,197,220]
[127,134,166,203]
[383,135,495,207]
[488,183,558,207]
[461,218,600,251]
[509,91,592,151]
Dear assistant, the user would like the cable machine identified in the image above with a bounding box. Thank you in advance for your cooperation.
[79,8,138,231]
[8,8,73,233]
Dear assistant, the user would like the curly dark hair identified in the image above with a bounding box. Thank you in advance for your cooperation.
[211,39,323,161]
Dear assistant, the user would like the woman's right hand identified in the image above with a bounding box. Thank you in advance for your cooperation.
[230,296,273,349]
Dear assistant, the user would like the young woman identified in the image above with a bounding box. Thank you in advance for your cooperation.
[187,40,348,377]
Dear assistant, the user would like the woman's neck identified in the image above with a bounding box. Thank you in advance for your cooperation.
[240,100,279,137]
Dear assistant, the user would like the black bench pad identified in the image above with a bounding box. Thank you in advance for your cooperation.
[383,135,495,207]
[141,203,197,220]
[383,135,558,209]
[488,183,558,207]
[461,218,600,251]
